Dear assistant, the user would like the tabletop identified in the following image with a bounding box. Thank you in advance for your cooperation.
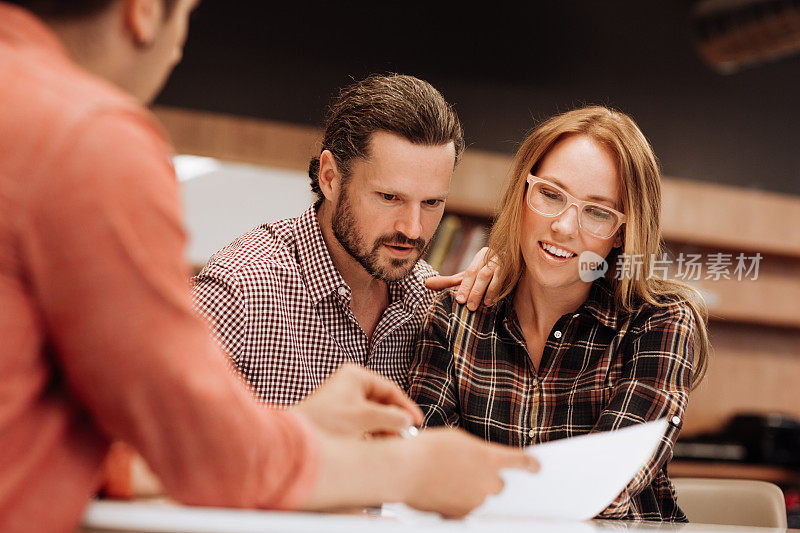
[78,500,798,533]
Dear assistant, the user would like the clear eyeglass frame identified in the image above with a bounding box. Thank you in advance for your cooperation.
[525,174,626,239]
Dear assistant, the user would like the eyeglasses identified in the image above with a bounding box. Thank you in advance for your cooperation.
[525,175,626,239]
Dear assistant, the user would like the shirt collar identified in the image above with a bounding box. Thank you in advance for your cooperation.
[294,206,348,306]
[0,3,73,64]
[390,260,434,312]
[580,277,620,329]
[499,277,621,331]
[293,205,431,309]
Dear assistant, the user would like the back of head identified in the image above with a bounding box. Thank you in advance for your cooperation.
[7,0,188,104]
[308,74,464,204]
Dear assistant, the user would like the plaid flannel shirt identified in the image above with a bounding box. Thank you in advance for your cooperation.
[192,206,437,406]
[408,279,694,521]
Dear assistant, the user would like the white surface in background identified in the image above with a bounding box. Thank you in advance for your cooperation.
[174,156,314,266]
[173,155,223,182]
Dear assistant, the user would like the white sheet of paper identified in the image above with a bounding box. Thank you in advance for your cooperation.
[472,418,669,520]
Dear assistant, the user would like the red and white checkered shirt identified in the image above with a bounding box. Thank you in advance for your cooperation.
[192,206,438,406]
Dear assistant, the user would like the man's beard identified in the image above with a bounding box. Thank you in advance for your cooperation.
[332,189,429,282]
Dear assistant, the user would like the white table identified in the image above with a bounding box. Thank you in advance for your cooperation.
[80,501,795,533]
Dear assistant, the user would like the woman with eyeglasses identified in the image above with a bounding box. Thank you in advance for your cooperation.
[408,106,710,521]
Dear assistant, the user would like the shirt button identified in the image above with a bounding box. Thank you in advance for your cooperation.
[553,330,562,339]
[528,429,535,438]
[337,286,348,297]
[671,416,682,426]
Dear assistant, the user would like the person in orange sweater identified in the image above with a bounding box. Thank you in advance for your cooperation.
[0,1,539,531]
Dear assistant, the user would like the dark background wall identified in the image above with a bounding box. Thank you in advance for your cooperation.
[156,1,800,195]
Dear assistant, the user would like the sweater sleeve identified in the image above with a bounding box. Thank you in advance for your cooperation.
[21,108,319,509]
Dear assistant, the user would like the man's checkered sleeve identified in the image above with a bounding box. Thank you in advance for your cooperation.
[192,264,249,364]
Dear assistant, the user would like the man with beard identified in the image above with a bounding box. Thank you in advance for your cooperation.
[192,74,479,406]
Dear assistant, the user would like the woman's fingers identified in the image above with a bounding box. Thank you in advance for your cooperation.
[423,272,464,291]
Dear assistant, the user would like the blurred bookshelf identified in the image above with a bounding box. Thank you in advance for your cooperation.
[422,213,490,275]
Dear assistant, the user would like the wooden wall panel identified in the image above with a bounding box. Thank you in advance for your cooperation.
[448,148,511,216]
[664,246,800,329]
[154,107,321,171]
[661,178,800,257]
[683,323,800,435]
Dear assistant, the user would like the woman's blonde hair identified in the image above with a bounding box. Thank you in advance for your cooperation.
[487,106,709,388]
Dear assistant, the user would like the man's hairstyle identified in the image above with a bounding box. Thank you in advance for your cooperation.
[8,0,178,19]
[308,74,465,203]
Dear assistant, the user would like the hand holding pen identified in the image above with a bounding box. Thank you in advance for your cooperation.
[292,363,423,438]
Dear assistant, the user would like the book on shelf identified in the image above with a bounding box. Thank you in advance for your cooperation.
[456,223,490,273]
[424,214,489,275]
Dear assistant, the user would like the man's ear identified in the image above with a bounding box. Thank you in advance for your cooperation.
[125,0,164,47]
[317,150,342,202]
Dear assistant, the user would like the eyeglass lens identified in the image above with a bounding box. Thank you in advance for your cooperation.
[528,181,618,237]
